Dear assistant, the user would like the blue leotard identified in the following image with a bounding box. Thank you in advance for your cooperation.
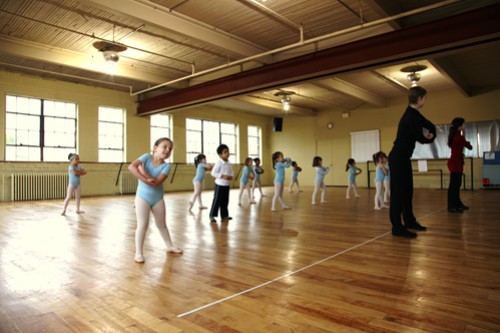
[291,168,299,181]
[253,166,263,181]
[193,163,206,183]
[68,164,83,188]
[349,166,361,183]
[136,153,171,206]
[274,159,292,185]
[384,164,390,182]
[315,166,330,184]
[375,164,385,183]
[240,165,252,184]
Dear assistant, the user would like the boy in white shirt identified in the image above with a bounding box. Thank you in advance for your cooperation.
[209,144,234,223]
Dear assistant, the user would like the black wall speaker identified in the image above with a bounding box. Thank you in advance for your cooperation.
[273,117,283,132]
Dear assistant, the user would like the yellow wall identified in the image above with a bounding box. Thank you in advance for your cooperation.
[1,69,498,201]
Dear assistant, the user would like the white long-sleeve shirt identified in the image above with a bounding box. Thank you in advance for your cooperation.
[211,158,234,186]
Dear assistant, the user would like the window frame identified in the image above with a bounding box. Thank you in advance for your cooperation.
[247,125,262,161]
[186,118,238,163]
[98,106,125,163]
[5,94,77,162]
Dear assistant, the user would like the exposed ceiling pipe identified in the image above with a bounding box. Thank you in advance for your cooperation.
[371,70,408,93]
[131,0,460,97]
[243,0,302,34]
[0,61,133,92]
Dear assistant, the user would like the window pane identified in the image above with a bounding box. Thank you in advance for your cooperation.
[66,103,76,118]
[204,121,220,160]
[220,122,235,134]
[29,98,41,115]
[5,146,16,160]
[44,147,73,162]
[248,125,261,159]
[99,149,123,163]
[9,146,40,161]
[44,100,55,115]
[98,106,125,162]
[248,126,257,136]
[54,101,66,117]
[45,118,75,147]
[99,106,123,122]
[15,114,40,130]
[186,118,201,130]
[6,95,16,112]
[151,114,171,157]
[6,129,16,145]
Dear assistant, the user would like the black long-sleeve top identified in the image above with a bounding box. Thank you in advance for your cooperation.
[391,105,436,159]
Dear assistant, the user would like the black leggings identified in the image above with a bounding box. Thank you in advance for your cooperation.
[448,172,463,209]
[389,152,417,231]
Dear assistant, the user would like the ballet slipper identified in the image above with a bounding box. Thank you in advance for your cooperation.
[167,246,183,254]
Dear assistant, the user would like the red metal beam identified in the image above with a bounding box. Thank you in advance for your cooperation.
[138,3,500,115]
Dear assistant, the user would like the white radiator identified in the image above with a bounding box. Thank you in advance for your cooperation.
[11,173,68,201]
[119,172,137,194]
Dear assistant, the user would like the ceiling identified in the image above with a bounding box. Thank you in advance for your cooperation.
[1,0,499,117]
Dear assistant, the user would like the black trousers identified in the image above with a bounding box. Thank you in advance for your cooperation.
[448,172,463,209]
[209,184,230,219]
[389,152,417,231]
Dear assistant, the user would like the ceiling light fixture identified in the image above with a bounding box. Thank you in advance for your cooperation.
[274,90,296,112]
[103,51,119,75]
[281,96,291,111]
[93,41,127,75]
[103,50,119,63]
[400,64,427,87]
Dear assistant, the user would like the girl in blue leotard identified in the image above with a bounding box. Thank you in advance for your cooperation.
[189,153,213,211]
[373,152,389,210]
[271,151,292,211]
[128,137,182,263]
[238,157,255,206]
[383,161,390,203]
[345,158,362,199]
[312,156,330,205]
[61,153,87,215]
[289,161,303,193]
[251,157,266,199]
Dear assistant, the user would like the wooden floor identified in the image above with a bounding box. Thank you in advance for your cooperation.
[1,186,499,333]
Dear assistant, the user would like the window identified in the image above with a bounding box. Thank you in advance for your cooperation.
[150,114,172,161]
[350,130,380,162]
[186,118,238,163]
[248,125,262,160]
[98,106,125,162]
[5,95,77,161]
[412,120,500,159]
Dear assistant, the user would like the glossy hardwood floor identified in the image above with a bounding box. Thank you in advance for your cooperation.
[1,186,499,333]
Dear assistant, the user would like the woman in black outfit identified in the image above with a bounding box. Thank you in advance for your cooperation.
[389,86,436,238]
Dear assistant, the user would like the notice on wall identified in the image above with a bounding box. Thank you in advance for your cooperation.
[418,160,428,172]
[484,152,496,160]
